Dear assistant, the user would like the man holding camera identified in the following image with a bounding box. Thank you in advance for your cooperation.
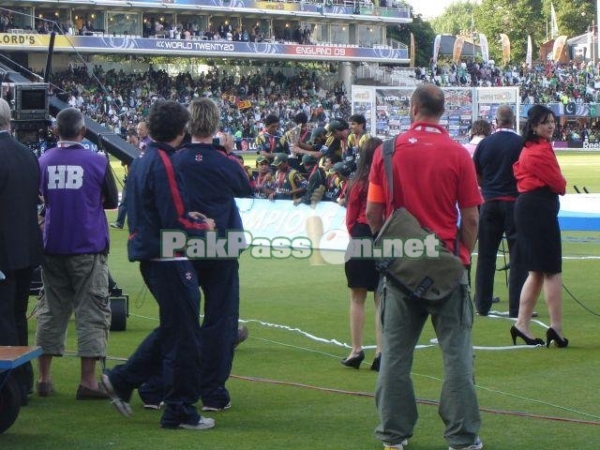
[173,98,252,411]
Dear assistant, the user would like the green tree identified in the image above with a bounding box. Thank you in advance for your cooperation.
[431,1,477,36]
[425,0,596,65]
[388,15,436,67]
[547,0,594,39]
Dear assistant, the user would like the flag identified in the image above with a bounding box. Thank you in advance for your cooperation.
[550,2,559,39]
[499,33,511,64]
[552,35,568,62]
[479,33,489,62]
[453,36,465,63]
[526,35,532,68]
[432,34,441,63]
[410,32,416,67]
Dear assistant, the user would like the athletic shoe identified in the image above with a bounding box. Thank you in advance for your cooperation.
[179,416,216,431]
[234,325,249,348]
[110,223,123,229]
[143,401,164,410]
[100,373,133,417]
[202,401,231,412]
[449,437,483,450]
[383,439,408,449]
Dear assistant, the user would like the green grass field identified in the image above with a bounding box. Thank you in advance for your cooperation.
[3,152,600,449]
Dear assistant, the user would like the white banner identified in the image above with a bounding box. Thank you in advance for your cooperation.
[479,33,489,63]
[236,198,350,252]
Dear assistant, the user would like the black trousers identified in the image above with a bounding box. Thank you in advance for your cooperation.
[474,200,527,317]
[0,266,35,397]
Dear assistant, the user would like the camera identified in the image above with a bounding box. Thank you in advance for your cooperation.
[212,136,223,147]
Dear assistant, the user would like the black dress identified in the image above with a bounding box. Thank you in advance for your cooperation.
[514,187,562,274]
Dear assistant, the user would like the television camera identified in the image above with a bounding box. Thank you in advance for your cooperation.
[0,81,51,153]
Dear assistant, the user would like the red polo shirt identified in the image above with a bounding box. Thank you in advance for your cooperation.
[368,122,482,265]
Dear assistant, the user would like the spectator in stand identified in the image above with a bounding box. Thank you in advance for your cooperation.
[511,105,568,348]
[36,107,118,400]
[341,136,383,372]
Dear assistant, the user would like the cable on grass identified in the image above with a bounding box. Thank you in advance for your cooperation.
[230,374,600,426]
[562,282,600,317]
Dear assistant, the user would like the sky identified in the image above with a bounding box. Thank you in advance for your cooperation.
[405,0,460,19]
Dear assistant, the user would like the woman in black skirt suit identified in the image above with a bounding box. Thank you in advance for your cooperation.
[341,137,383,370]
[511,105,568,347]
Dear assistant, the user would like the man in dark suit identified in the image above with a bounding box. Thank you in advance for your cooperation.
[0,98,43,402]
[473,105,527,318]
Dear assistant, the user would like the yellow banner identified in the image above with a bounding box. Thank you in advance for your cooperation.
[552,35,568,62]
[452,36,465,63]
[500,33,511,64]
[237,100,252,110]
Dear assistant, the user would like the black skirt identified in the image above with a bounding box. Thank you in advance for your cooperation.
[345,222,380,291]
[514,187,562,274]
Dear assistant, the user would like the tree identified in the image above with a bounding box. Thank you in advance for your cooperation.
[431,1,477,36]
[388,15,436,67]
[426,0,596,65]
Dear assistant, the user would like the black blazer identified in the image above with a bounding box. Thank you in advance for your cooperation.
[0,132,43,271]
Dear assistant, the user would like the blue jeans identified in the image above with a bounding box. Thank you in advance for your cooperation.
[474,200,526,317]
[109,260,203,427]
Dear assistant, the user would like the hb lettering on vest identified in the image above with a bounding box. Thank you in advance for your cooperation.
[47,165,84,189]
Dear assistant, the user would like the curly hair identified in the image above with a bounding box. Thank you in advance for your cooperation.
[147,100,190,143]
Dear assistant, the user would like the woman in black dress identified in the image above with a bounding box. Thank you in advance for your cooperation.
[511,105,568,348]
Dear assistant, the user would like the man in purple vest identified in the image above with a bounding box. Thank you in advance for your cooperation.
[36,107,118,400]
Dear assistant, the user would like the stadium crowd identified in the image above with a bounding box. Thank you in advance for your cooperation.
[45,58,600,147]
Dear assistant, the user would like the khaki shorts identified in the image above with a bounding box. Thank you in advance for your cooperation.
[35,253,111,357]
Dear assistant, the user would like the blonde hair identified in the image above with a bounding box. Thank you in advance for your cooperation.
[188,98,220,138]
[0,98,12,129]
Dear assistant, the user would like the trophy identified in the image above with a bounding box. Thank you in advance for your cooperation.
[288,125,301,156]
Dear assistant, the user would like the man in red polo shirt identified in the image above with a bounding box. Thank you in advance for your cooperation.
[366,84,483,450]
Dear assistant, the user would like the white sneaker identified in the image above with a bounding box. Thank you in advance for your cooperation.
[383,438,408,449]
[449,437,483,450]
[179,416,215,431]
[202,401,231,412]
